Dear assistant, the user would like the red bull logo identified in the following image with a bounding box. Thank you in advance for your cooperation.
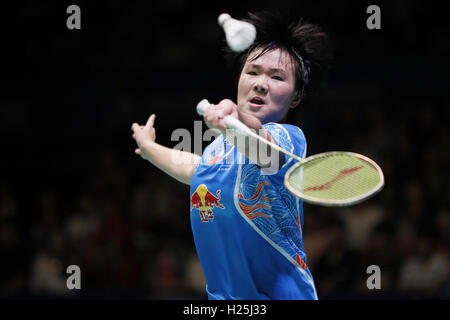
[190,184,225,222]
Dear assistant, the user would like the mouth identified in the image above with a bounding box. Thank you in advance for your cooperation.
[248,97,265,110]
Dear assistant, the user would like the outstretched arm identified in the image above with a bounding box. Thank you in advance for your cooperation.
[132,114,201,185]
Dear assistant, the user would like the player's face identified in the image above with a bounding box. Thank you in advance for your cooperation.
[237,48,299,124]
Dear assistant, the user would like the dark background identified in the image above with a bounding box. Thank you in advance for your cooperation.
[1,0,449,299]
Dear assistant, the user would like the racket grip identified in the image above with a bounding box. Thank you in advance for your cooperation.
[195,99,251,134]
[196,99,210,115]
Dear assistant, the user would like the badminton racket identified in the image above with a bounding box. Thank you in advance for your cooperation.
[197,99,384,207]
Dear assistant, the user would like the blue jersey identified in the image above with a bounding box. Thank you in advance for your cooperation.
[189,123,317,300]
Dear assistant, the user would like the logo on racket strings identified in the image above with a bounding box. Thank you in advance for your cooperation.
[305,166,363,192]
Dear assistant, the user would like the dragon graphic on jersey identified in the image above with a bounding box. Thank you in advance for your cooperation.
[238,181,274,220]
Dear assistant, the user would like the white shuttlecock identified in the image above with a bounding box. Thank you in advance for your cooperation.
[218,13,256,52]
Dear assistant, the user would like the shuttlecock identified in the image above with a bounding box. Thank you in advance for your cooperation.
[218,13,256,52]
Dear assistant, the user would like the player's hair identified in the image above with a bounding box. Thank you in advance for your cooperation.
[225,11,333,118]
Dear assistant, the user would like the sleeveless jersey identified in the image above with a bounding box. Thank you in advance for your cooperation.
[189,123,317,300]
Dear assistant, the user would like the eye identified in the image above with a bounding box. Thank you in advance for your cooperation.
[272,76,284,81]
[247,71,257,75]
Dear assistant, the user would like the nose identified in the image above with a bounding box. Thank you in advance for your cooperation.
[254,85,268,94]
[254,77,268,94]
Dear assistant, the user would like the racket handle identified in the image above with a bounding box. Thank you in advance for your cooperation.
[196,99,251,134]
[196,99,210,116]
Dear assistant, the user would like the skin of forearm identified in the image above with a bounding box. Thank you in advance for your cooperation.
[140,141,201,185]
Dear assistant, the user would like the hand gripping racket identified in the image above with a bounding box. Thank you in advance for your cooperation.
[197,99,384,207]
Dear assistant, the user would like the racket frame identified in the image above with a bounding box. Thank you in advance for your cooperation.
[284,151,385,207]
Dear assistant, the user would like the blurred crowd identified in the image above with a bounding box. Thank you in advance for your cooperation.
[301,97,450,299]
[0,1,449,300]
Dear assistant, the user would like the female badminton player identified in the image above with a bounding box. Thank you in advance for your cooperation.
[131,11,332,299]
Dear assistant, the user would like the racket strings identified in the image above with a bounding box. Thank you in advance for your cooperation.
[288,154,382,202]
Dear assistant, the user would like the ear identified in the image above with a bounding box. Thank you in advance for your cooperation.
[290,91,302,109]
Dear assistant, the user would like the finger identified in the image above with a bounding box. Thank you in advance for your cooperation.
[135,148,141,155]
[131,123,139,131]
[213,109,223,125]
[214,106,227,121]
[210,115,218,127]
[146,114,156,128]
[219,99,236,111]
[204,104,216,116]
[219,119,227,129]
[203,110,213,123]
[203,107,211,120]
[219,119,228,130]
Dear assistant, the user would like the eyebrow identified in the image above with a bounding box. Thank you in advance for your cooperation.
[246,63,287,75]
